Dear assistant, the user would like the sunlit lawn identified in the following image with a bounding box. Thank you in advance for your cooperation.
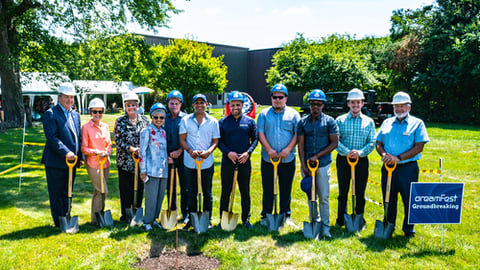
[0,108,479,269]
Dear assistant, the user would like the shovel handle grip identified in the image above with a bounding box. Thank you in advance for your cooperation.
[65,156,77,198]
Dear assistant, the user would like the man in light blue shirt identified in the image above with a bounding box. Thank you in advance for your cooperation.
[375,91,429,238]
[257,84,300,226]
[179,94,220,230]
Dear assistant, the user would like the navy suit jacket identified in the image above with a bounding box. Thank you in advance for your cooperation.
[42,104,83,169]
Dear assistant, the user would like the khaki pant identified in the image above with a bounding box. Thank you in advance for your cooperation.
[86,165,110,223]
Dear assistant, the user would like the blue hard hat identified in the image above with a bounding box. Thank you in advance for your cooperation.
[308,89,326,102]
[149,103,167,117]
[301,176,313,200]
[192,93,207,104]
[227,91,244,103]
[167,90,183,103]
[270,83,288,96]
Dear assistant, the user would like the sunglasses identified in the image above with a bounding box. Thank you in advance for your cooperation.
[271,95,285,100]
[309,102,324,107]
[91,110,104,114]
[153,116,165,120]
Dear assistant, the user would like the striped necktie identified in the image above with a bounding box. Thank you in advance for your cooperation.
[68,111,78,154]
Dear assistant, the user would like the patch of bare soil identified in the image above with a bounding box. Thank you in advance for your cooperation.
[136,249,221,270]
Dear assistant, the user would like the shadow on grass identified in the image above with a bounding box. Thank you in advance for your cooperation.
[400,248,455,258]
[0,225,62,240]
[359,234,410,252]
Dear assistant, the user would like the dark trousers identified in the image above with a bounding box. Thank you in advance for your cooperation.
[381,161,419,235]
[220,159,251,222]
[260,159,296,217]
[336,154,369,224]
[118,167,144,221]
[184,165,214,219]
[166,156,186,217]
[45,166,76,227]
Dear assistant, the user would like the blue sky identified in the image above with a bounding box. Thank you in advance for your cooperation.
[129,0,435,49]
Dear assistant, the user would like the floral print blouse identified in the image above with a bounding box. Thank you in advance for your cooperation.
[139,124,168,178]
[114,114,149,173]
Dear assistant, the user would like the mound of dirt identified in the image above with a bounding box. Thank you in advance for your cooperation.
[137,249,221,270]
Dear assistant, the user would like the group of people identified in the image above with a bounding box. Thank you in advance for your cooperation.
[42,82,429,239]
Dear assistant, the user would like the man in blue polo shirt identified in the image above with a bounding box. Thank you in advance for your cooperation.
[179,93,220,230]
[375,91,429,238]
[257,83,301,226]
[218,91,258,229]
[297,89,339,238]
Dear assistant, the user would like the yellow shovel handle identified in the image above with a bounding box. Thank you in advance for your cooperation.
[194,158,204,194]
[96,155,107,193]
[269,157,281,195]
[307,160,318,201]
[132,152,139,191]
[384,161,397,204]
[65,156,78,197]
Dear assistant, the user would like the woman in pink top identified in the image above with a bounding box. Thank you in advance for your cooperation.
[81,98,113,224]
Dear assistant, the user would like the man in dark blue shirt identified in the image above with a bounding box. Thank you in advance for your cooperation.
[218,91,258,229]
[164,90,187,222]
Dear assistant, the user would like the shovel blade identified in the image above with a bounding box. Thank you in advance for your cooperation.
[303,221,322,240]
[59,215,79,234]
[160,209,177,230]
[344,213,365,233]
[191,212,210,233]
[374,220,395,239]
[125,208,134,223]
[95,211,106,228]
[129,208,144,227]
[265,213,285,232]
[220,211,239,231]
[103,210,114,227]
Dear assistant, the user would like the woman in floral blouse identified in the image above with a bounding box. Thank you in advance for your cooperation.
[114,92,149,222]
[139,103,172,231]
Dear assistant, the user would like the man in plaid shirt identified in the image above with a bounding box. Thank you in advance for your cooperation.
[335,88,376,230]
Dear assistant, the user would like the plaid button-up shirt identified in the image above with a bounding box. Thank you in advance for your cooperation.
[336,112,375,157]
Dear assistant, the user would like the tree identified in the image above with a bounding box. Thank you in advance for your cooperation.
[0,0,179,128]
[266,34,384,94]
[148,39,228,112]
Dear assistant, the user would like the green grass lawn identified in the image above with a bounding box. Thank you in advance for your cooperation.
[0,109,479,269]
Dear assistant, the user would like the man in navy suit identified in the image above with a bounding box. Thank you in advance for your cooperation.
[42,82,84,227]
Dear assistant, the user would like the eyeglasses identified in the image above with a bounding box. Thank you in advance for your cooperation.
[271,95,285,100]
[309,102,324,107]
[153,116,165,120]
[91,110,104,114]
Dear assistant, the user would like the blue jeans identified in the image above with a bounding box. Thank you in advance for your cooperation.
[184,165,214,219]
[381,161,419,235]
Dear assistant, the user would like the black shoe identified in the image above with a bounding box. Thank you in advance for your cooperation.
[243,221,253,229]
[405,232,415,239]
[182,221,192,231]
[335,219,344,227]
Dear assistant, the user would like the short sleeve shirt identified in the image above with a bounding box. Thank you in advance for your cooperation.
[179,113,220,169]
[375,114,429,164]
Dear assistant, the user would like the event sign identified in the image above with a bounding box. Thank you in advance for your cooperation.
[408,182,464,224]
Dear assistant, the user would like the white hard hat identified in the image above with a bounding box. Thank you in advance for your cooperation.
[123,91,139,102]
[392,91,412,104]
[347,88,365,100]
[58,82,76,96]
[88,98,105,109]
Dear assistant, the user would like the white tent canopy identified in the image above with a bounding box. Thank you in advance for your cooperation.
[73,80,137,113]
